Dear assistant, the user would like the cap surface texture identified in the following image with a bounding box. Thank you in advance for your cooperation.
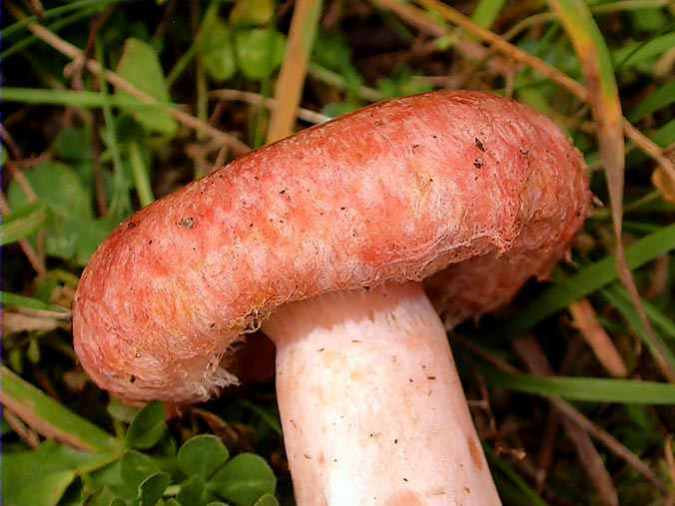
[73,91,590,402]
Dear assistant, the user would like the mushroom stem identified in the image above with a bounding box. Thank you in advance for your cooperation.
[262,282,500,506]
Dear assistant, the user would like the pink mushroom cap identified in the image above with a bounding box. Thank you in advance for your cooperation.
[73,90,590,403]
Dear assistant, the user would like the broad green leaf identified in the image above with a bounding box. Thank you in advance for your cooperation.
[0,202,47,246]
[502,223,675,334]
[53,125,91,158]
[125,401,166,450]
[102,113,149,146]
[209,453,276,506]
[7,161,96,262]
[1,441,117,506]
[178,435,229,480]
[312,32,354,73]
[471,0,506,29]
[115,38,177,136]
[176,475,208,506]
[120,450,161,494]
[482,367,675,404]
[235,29,286,80]
[311,32,362,97]
[5,469,74,506]
[74,217,117,266]
[8,161,90,221]
[254,494,279,506]
[88,459,127,498]
[230,0,275,26]
[199,16,236,81]
[53,126,95,187]
[0,366,120,452]
[84,486,124,506]
[108,397,141,424]
[137,472,170,506]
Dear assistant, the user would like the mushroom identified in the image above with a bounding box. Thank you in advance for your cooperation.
[74,91,589,505]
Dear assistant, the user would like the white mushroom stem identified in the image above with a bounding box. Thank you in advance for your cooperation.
[262,282,500,506]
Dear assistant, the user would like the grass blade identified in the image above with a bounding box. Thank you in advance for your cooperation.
[0,366,121,452]
[0,7,98,62]
[239,400,283,436]
[601,285,675,376]
[613,32,675,71]
[266,0,323,143]
[484,446,548,506]
[96,38,131,219]
[1,0,124,38]
[482,366,675,404]
[651,118,675,147]
[1,291,69,314]
[128,142,154,208]
[1,87,171,109]
[628,80,675,122]
[636,297,675,343]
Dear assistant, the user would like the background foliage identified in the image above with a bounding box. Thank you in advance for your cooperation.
[2,1,675,505]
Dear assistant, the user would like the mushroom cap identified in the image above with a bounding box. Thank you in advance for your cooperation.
[73,91,590,402]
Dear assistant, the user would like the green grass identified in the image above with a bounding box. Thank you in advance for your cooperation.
[1,1,674,505]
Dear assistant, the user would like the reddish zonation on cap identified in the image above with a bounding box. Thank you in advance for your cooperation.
[73,91,590,402]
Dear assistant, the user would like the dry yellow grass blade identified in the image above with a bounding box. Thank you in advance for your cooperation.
[569,299,628,378]
[547,0,675,383]
[267,0,323,143]
[654,167,675,204]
